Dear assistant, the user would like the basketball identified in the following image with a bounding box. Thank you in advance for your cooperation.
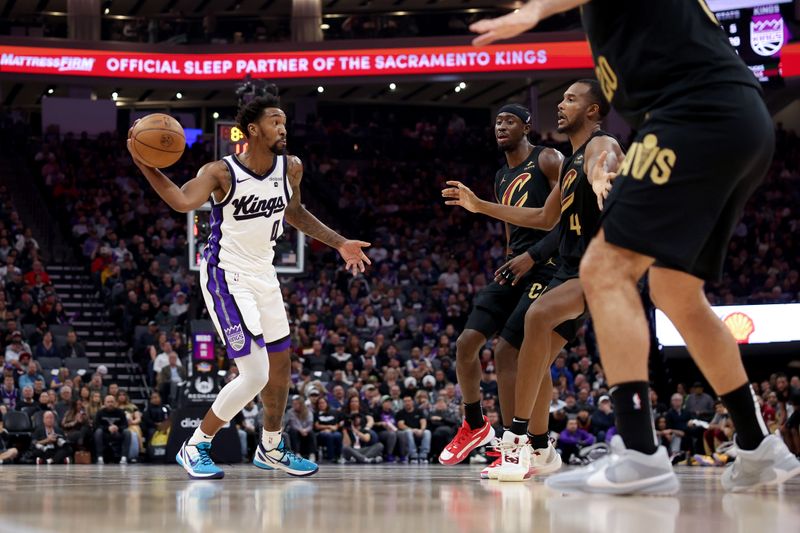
[130,113,186,168]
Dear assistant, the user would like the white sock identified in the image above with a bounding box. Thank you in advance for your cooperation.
[188,427,214,446]
[262,430,282,451]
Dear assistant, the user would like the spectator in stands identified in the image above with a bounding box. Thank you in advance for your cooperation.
[141,391,171,446]
[94,394,133,464]
[54,385,72,421]
[49,367,71,390]
[329,384,347,411]
[0,411,19,464]
[558,417,595,463]
[24,260,51,289]
[5,331,31,366]
[551,354,574,390]
[87,373,106,397]
[169,292,188,318]
[86,390,103,423]
[19,361,45,391]
[47,302,70,325]
[650,388,668,419]
[313,396,343,462]
[397,395,430,463]
[373,395,403,462]
[590,395,615,441]
[656,416,680,459]
[685,382,715,421]
[427,395,459,460]
[342,412,384,463]
[664,393,690,454]
[34,392,53,419]
[576,409,592,434]
[17,385,36,411]
[1,374,17,412]
[32,411,71,464]
[61,399,90,450]
[117,390,142,462]
[234,399,260,460]
[326,342,353,372]
[61,330,86,358]
[703,401,733,454]
[286,395,316,460]
[34,331,59,360]
[157,352,187,405]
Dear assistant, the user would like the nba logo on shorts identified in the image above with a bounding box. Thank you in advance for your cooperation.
[224,324,246,351]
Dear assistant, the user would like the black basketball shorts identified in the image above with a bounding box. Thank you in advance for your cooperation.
[464,261,581,349]
[601,84,774,282]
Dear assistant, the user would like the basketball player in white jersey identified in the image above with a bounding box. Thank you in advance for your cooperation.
[127,85,370,479]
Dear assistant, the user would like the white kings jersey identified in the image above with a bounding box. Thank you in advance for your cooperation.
[202,153,292,276]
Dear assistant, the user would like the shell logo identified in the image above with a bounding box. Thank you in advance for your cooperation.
[723,312,755,344]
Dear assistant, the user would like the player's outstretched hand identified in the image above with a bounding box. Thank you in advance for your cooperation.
[469,2,542,46]
[338,240,371,276]
[494,253,534,286]
[442,181,482,213]
[590,150,618,211]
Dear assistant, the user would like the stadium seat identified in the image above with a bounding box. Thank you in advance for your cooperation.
[4,410,33,437]
[64,357,90,373]
[38,356,63,373]
[23,323,37,340]
[49,324,72,338]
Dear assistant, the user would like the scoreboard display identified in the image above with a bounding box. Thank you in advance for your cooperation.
[709,0,794,84]
[215,121,248,159]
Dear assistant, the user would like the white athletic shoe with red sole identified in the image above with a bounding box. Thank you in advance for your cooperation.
[439,417,496,466]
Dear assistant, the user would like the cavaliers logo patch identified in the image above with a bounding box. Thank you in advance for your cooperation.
[224,324,246,351]
[723,312,755,344]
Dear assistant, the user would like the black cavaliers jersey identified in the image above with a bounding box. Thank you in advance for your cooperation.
[494,146,553,257]
[559,131,611,264]
[582,0,760,128]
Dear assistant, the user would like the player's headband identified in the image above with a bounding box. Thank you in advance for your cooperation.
[497,104,531,125]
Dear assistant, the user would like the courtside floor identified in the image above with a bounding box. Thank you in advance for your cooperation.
[0,465,797,533]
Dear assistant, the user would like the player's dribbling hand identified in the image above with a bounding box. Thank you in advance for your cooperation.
[469,2,542,46]
[590,151,618,211]
[494,253,534,286]
[442,181,482,213]
[338,239,372,276]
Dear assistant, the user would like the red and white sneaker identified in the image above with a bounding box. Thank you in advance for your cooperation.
[496,432,533,482]
[439,417,496,466]
[480,451,503,479]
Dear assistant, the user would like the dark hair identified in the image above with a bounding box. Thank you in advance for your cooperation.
[576,79,610,118]
[235,83,281,138]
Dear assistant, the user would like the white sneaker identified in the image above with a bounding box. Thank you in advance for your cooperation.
[97,457,104,465]
[496,432,532,482]
[545,435,679,495]
[531,442,562,476]
[721,434,800,492]
[120,456,128,465]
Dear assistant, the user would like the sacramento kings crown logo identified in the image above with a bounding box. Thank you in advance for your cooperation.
[224,324,246,351]
[750,14,784,57]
